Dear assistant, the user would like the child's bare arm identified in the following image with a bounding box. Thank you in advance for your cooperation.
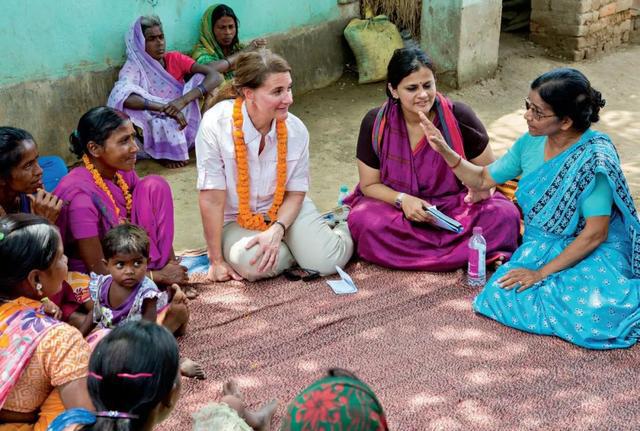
[141,298,158,323]
[78,311,96,337]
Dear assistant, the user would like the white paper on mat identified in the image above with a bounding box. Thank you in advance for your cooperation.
[326,265,358,295]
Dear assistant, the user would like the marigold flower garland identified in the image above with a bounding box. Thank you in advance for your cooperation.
[233,97,288,231]
[82,154,133,222]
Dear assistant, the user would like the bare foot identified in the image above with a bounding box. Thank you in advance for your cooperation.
[169,284,188,303]
[254,399,278,431]
[223,379,243,399]
[491,256,506,271]
[222,380,277,431]
[180,358,205,379]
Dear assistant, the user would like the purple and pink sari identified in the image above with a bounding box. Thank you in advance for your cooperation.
[344,95,520,271]
[107,17,202,162]
[54,167,175,273]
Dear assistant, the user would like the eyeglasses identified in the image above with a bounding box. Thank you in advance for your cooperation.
[524,98,556,121]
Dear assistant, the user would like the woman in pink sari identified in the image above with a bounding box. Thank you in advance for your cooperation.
[345,48,520,271]
[54,107,188,288]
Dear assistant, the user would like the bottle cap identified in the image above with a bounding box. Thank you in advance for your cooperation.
[339,185,349,192]
[473,226,483,235]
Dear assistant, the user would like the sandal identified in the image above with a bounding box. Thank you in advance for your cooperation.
[283,267,321,282]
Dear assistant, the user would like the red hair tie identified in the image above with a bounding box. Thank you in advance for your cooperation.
[117,373,153,379]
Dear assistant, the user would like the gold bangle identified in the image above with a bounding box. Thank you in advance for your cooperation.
[41,297,50,304]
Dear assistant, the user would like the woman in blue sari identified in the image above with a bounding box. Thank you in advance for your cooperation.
[419,68,640,349]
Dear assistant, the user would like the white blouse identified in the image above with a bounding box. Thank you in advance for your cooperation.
[195,99,310,222]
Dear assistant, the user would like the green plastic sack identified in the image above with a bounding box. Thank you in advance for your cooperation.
[344,15,404,84]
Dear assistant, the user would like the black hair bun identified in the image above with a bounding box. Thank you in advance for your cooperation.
[589,88,605,123]
[69,131,84,159]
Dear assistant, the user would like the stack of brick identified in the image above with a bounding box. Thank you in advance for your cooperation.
[530,0,633,60]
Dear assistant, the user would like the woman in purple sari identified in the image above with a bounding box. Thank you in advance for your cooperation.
[108,15,222,169]
[54,107,188,288]
[345,48,520,271]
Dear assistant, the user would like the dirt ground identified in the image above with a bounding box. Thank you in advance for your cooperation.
[136,33,640,252]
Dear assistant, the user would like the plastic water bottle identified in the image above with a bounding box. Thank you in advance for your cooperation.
[337,185,349,206]
[468,226,487,286]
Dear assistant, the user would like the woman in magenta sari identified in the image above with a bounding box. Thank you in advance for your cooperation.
[345,48,520,271]
[54,107,188,287]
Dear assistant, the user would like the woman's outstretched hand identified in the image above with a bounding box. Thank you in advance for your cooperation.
[245,225,284,273]
[418,111,449,154]
[208,260,242,282]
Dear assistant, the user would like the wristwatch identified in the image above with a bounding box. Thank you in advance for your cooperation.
[394,192,405,209]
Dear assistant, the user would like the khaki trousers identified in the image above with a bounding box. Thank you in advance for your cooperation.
[222,199,353,281]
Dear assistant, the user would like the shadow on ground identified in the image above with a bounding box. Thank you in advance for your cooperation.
[159,262,640,431]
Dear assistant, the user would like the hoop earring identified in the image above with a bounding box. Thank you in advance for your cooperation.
[35,283,43,297]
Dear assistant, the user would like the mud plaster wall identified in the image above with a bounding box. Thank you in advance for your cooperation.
[632,0,640,42]
[421,0,502,88]
[0,2,359,161]
[531,0,634,60]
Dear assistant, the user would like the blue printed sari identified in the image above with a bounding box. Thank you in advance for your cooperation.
[474,130,640,349]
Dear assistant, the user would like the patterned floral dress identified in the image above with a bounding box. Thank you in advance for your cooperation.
[90,274,168,329]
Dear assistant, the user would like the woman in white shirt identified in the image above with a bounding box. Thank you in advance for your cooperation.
[196,49,353,282]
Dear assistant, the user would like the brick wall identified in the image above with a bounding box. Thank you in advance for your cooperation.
[531,0,633,60]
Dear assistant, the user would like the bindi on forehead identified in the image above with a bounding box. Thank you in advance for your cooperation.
[406,79,433,85]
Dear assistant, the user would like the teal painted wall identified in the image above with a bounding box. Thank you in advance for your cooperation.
[0,0,342,86]
[420,0,462,74]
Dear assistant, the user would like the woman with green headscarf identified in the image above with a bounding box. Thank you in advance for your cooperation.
[192,369,389,431]
[192,4,267,80]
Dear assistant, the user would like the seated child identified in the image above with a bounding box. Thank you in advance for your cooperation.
[80,223,204,379]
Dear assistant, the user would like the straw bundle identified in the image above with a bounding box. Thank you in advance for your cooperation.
[361,0,422,38]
